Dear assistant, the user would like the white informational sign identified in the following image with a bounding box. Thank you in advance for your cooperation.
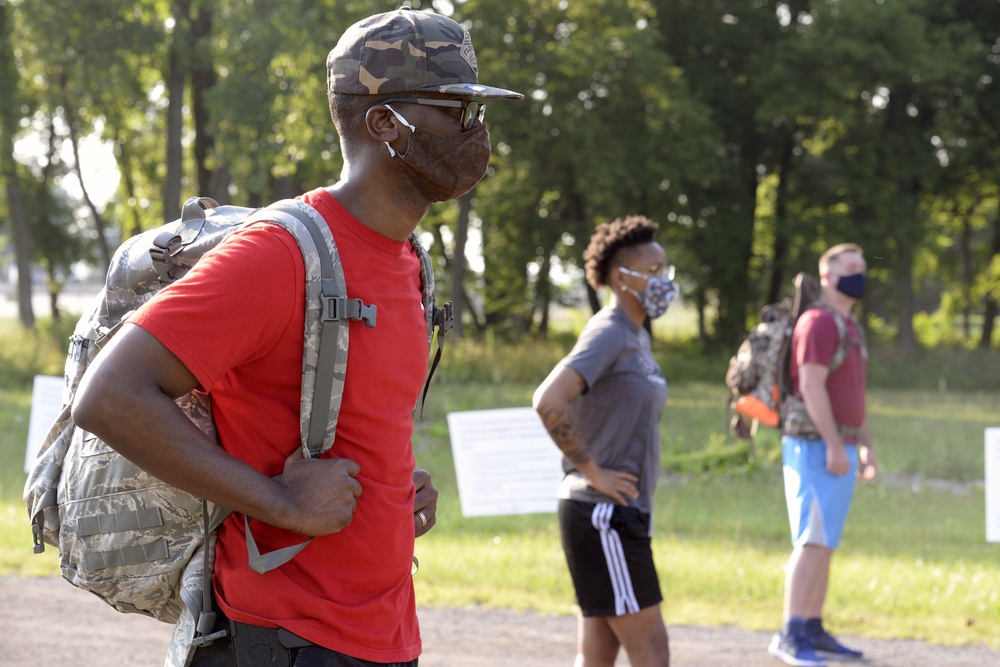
[446,407,564,517]
[24,375,65,473]
[986,428,1000,543]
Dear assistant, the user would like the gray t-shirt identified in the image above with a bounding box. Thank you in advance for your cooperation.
[556,307,668,514]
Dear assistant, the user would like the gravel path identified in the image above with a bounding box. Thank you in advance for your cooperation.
[2,576,998,666]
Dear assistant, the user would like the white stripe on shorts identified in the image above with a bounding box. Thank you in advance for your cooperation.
[799,486,828,548]
[591,502,640,616]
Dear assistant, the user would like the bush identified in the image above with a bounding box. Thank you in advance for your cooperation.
[0,317,75,389]
[7,313,997,397]
[654,341,730,385]
[435,329,1000,395]
[434,331,572,385]
[662,433,755,474]
[868,343,1000,392]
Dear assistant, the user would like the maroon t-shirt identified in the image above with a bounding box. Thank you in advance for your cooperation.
[789,307,867,429]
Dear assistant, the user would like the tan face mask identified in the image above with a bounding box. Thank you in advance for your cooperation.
[384,105,492,203]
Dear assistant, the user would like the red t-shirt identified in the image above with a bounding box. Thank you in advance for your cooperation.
[132,188,426,662]
[789,307,867,429]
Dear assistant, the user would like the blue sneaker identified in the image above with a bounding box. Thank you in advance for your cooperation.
[809,627,863,659]
[768,631,828,666]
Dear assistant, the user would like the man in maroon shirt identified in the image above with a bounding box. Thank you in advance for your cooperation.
[769,243,879,667]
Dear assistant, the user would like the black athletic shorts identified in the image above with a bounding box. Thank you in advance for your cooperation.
[558,498,663,617]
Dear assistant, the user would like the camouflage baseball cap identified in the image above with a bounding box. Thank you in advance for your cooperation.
[327,7,523,99]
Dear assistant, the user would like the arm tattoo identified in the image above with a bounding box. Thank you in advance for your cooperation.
[537,403,591,469]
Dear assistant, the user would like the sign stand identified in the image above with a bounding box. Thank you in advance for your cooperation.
[24,375,64,473]
[986,428,1000,543]
[447,407,564,517]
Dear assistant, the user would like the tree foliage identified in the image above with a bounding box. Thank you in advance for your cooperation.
[0,0,996,350]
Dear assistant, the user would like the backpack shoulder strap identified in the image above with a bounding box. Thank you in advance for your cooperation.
[409,232,454,345]
[409,232,453,419]
[777,273,815,399]
[247,200,375,459]
[828,310,850,372]
[809,301,868,372]
[234,199,380,576]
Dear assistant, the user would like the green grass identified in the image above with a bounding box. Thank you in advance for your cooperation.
[410,379,1000,648]
[0,316,75,388]
[408,422,998,648]
[2,332,999,648]
[0,386,62,576]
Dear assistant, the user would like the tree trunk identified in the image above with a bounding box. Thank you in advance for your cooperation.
[5,178,35,328]
[190,4,217,197]
[46,264,61,322]
[430,223,449,271]
[63,94,112,268]
[464,290,484,332]
[716,170,759,344]
[163,3,189,222]
[959,214,973,341]
[163,58,185,220]
[585,284,601,315]
[271,174,295,202]
[0,2,34,327]
[536,253,552,337]
[892,179,922,356]
[982,297,998,349]
[696,288,707,343]
[450,191,474,337]
[209,165,232,204]
[767,136,795,305]
[980,213,1000,349]
[895,239,918,355]
[115,137,145,238]
[431,209,481,333]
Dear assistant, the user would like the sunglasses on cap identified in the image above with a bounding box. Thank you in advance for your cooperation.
[381,97,486,130]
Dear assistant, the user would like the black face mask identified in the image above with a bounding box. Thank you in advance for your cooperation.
[836,272,866,299]
[385,105,492,203]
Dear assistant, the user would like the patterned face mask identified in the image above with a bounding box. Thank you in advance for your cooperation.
[383,104,492,203]
[618,266,678,320]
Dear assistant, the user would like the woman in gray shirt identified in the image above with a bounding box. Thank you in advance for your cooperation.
[534,215,675,667]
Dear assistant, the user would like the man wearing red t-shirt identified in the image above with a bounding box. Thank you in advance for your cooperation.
[73,8,521,667]
[768,243,879,667]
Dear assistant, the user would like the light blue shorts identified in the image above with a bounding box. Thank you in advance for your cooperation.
[781,436,858,549]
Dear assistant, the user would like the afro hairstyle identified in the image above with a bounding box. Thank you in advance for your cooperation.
[582,215,660,290]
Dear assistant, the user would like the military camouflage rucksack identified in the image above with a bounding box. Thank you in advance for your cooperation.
[23,195,452,664]
[726,272,869,441]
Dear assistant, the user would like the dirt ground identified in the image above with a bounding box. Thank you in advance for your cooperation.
[2,576,998,667]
